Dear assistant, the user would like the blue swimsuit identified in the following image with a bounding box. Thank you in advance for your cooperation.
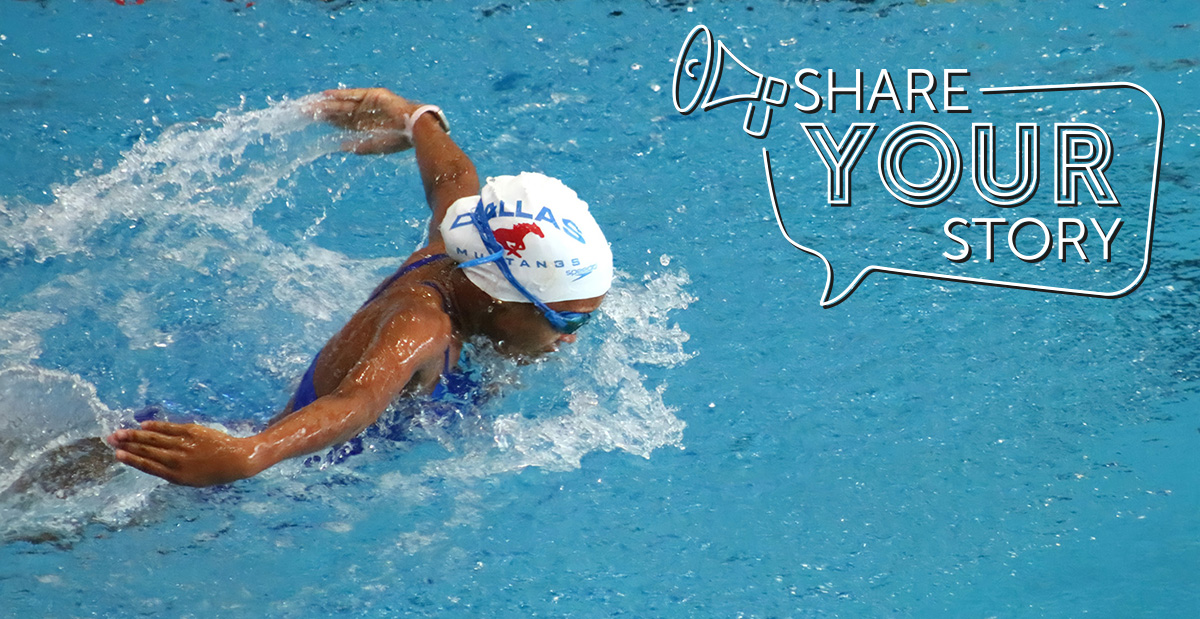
[291,253,455,411]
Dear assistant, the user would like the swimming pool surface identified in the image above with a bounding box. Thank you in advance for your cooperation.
[2,0,1198,616]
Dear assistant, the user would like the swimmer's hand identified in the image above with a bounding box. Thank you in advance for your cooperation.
[106,422,262,487]
[310,88,421,155]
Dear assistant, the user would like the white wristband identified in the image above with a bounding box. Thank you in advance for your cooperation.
[405,105,450,141]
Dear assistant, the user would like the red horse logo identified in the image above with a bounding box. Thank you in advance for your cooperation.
[493,223,544,258]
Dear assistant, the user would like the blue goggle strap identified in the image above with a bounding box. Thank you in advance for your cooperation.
[456,201,583,332]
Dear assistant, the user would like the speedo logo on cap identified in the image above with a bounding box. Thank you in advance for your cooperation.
[448,200,588,244]
[566,264,598,281]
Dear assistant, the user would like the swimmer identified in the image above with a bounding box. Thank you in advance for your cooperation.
[105,88,614,487]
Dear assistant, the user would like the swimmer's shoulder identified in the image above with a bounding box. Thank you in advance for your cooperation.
[375,272,455,337]
[373,286,457,381]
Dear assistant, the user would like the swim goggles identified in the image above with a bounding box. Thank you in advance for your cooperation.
[457,201,593,334]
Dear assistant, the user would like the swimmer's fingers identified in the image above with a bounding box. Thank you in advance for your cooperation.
[311,88,416,133]
[342,131,413,155]
[109,422,258,486]
[322,88,412,107]
[106,424,190,480]
[309,97,363,123]
[138,420,196,436]
[314,89,377,119]
[108,426,186,449]
[114,441,182,470]
[322,88,374,101]
[113,449,184,485]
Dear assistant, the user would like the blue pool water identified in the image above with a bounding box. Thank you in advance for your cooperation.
[2,0,1198,616]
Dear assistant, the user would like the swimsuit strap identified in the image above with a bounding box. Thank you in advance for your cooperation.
[420,280,457,376]
[418,280,457,394]
[291,351,322,412]
[419,280,454,315]
[363,253,451,306]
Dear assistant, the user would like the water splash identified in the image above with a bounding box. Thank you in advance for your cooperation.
[0,366,164,543]
[435,269,695,479]
[2,97,392,414]
[4,96,335,261]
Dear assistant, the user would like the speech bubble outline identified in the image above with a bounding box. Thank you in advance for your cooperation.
[766,82,1164,308]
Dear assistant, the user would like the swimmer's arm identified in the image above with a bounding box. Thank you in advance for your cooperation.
[106,381,408,487]
[238,384,400,474]
[108,311,452,486]
[410,107,478,244]
[247,313,452,470]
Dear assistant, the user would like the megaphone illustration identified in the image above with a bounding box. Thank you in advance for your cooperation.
[672,24,790,139]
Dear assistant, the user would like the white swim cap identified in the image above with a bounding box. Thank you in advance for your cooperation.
[439,172,613,303]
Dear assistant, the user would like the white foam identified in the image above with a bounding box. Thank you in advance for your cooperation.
[114,290,173,350]
[425,269,694,480]
[0,310,64,365]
